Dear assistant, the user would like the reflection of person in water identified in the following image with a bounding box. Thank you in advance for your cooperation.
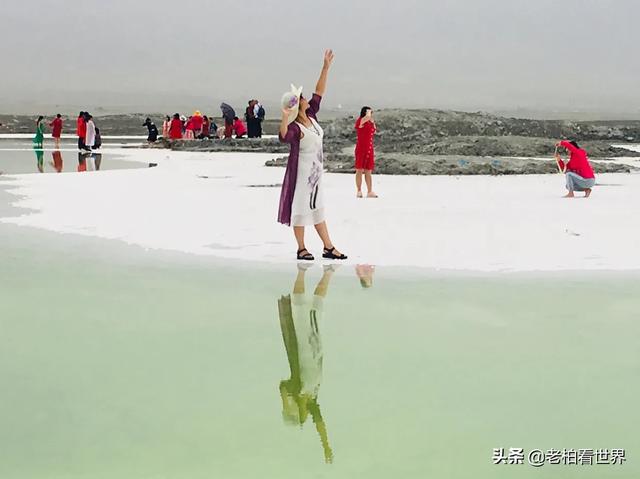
[51,150,63,173]
[355,264,375,289]
[77,152,88,172]
[77,152,103,172]
[35,147,45,173]
[278,264,337,464]
[90,153,102,171]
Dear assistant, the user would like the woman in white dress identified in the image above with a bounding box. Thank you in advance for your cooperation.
[278,50,347,261]
[84,115,96,151]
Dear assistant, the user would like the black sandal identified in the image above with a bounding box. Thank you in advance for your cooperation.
[297,248,315,261]
[322,247,348,260]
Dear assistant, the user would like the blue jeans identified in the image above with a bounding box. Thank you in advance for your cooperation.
[566,172,595,192]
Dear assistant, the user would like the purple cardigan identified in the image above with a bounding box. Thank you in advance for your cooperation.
[277,94,322,226]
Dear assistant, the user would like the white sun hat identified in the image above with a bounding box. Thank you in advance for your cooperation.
[281,84,303,125]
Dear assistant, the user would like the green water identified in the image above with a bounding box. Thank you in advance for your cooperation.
[0,225,638,478]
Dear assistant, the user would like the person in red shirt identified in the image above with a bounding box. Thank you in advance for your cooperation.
[184,117,196,140]
[76,112,87,151]
[233,117,247,138]
[354,106,378,198]
[49,114,63,149]
[191,111,203,136]
[201,115,211,139]
[555,140,596,198]
[169,113,183,140]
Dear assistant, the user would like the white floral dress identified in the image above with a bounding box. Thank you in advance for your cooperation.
[291,118,325,226]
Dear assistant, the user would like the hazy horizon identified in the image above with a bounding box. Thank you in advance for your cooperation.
[1,0,639,117]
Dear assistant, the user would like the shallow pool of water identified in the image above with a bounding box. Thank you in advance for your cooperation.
[0,140,145,175]
[0,224,638,479]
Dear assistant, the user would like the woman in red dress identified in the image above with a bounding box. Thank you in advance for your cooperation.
[49,114,63,149]
[169,113,183,140]
[354,106,377,198]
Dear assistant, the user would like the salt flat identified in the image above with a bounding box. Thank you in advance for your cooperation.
[1,148,638,272]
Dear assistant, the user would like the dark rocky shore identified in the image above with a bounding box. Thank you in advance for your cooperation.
[3,110,639,175]
[265,154,632,175]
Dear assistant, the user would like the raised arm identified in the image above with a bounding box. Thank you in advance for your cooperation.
[557,140,578,154]
[314,49,334,97]
[555,153,567,173]
[358,110,372,128]
[279,108,290,140]
[279,108,298,143]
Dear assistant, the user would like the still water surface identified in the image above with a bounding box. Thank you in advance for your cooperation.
[0,225,638,479]
[0,140,145,175]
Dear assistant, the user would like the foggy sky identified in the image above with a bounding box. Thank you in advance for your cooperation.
[1,0,639,115]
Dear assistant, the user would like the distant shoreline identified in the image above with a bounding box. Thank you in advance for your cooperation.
[3,109,640,177]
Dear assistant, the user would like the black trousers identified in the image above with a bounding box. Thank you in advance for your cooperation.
[247,118,260,138]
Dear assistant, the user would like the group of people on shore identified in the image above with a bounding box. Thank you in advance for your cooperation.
[76,112,101,151]
[245,100,266,138]
[150,100,266,143]
[30,112,102,152]
[32,114,63,149]
[154,111,244,142]
[162,112,219,141]
[218,100,266,139]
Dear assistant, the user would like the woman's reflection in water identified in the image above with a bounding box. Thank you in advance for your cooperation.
[278,264,337,464]
[51,150,63,173]
[34,147,44,173]
[91,153,102,171]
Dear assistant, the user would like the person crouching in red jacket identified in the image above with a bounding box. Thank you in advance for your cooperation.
[555,140,596,198]
[233,117,247,138]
